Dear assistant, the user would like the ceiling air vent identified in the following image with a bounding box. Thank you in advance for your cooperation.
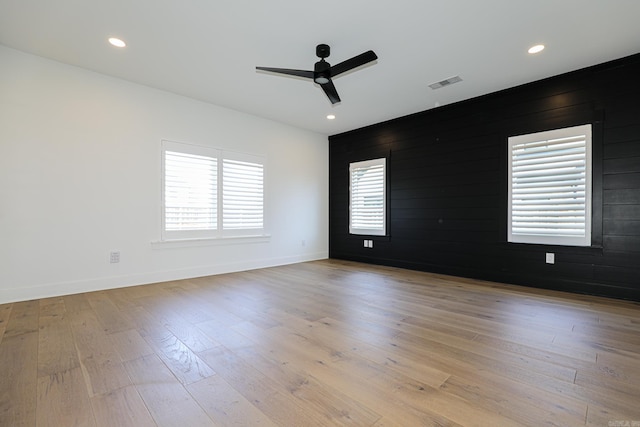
[429,75,462,90]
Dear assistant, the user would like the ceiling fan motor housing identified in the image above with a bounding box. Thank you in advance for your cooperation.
[314,60,331,84]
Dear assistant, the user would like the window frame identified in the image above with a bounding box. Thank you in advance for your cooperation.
[349,157,387,236]
[507,124,592,247]
[161,140,266,242]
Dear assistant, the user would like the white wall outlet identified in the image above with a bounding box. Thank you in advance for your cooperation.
[369,240,374,248]
[545,252,555,264]
[364,240,368,248]
[110,251,120,264]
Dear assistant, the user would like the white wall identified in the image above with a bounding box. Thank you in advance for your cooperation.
[0,46,328,304]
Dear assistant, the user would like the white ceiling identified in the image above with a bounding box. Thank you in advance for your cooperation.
[1,1,640,136]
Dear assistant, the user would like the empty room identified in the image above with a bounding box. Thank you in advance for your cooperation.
[1,1,639,426]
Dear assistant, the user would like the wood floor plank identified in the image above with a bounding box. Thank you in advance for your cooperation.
[362,321,588,425]
[186,276,281,330]
[236,322,494,426]
[101,286,143,313]
[135,291,219,353]
[472,332,596,365]
[85,291,134,334]
[229,325,464,425]
[187,374,279,427]
[300,315,456,386]
[62,293,92,315]
[124,354,215,426]
[109,328,154,362]
[3,299,39,339]
[90,385,157,427]
[0,303,12,344]
[574,367,640,413]
[595,350,640,385]
[195,318,256,351]
[0,300,40,427]
[197,346,335,427]
[231,345,382,426]
[234,319,522,426]
[369,370,529,427]
[392,329,578,383]
[0,333,38,427]
[318,357,469,426]
[129,305,216,385]
[439,374,586,426]
[585,403,640,427]
[36,367,95,427]
[146,286,219,325]
[37,299,80,376]
[69,308,132,396]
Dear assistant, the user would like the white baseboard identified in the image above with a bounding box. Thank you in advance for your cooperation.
[0,252,328,304]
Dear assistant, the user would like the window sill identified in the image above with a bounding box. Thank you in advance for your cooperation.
[151,234,271,248]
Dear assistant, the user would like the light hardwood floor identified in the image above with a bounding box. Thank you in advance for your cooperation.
[1,259,639,426]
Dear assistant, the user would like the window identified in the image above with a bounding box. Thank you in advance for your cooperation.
[221,155,264,235]
[507,124,592,246]
[162,140,265,240]
[350,158,386,236]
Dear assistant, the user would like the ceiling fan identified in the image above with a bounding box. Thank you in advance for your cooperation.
[256,44,378,104]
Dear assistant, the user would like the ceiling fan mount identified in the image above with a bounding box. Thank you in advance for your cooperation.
[316,43,330,59]
[256,44,378,104]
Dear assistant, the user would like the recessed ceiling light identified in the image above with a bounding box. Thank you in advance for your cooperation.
[327,114,336,120]
[528,44,545,54]
[108,37,126,48]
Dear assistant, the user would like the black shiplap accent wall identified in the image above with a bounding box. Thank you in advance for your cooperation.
[329,53,640,301]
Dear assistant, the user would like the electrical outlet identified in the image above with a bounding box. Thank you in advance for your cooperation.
[545,252,555,264]
[369,240,374,248]
[110,251,120,264]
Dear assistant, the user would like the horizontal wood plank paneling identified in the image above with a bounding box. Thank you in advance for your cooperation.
[329,52,640,301]
[604,157,640,174]
[604,189,640,204]
[603,220,640,236]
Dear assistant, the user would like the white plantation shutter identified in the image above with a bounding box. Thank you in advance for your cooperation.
[223,158,264,231]
[161,140,265,240]
[164,148,217,237]
[350,158,386,236]
[508,124,592,246]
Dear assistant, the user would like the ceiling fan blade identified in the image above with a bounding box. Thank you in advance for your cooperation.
[320,80,341,104]
[256,67,314,79]
[330,50,378,77]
